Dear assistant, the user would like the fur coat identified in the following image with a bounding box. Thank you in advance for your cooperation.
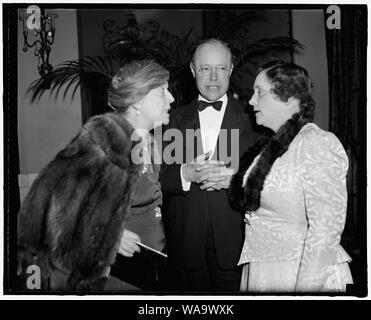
[17,112,142,292]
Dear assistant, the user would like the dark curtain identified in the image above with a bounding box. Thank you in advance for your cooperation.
[325,6,367,297]
[3,5,21,293]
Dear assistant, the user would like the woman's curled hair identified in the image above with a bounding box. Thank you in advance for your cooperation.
[108,60,170,113]
[260,60,315,122]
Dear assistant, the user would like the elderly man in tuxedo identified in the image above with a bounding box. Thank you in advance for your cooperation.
[160,38,259,292]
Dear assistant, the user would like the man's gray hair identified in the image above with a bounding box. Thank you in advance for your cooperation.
[192,38,234,65]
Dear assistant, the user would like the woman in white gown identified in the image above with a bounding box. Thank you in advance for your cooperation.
[229,61,353,293]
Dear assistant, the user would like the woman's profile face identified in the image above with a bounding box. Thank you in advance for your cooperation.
[249,70,287,132]
[140,82,174,128]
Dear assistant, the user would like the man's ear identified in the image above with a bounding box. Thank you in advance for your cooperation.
[190,63,196,78]
[229,64,234,75]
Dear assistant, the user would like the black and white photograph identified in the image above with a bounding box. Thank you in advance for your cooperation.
[2,1,368,307]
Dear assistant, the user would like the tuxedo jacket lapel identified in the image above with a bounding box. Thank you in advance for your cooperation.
[220,98,246,132]
[176,100,204,162]
[211,98,247,167]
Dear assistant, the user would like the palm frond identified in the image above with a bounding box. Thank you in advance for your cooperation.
[27,56,116,103]
[209,10,266,40]
[231,37,304,68]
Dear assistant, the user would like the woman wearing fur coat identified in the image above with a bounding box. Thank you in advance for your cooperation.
[17,60,174,292]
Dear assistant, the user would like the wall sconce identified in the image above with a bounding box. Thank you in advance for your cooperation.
[19,6,57,77]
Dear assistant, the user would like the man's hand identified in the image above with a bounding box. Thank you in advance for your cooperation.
[182,151,236,191]
[199,171,234,191]
[181,152,225,183]
[198,167,235,191]
[118,229,141,257]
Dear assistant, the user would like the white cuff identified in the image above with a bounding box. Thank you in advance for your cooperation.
[180,164,191,191]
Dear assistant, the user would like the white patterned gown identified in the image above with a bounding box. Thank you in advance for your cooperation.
[239,123,353,293]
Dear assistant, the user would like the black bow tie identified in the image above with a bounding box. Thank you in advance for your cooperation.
[198,100,223,112]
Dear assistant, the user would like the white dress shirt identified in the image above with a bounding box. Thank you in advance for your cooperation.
[180,94,228,191]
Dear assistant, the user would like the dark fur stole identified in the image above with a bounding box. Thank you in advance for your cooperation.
[17,112,142,291]
[229,113,309,212]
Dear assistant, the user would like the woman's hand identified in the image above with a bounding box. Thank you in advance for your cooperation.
[118,229,141,257]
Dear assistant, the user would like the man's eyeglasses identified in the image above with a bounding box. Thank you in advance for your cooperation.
[193,65,230,76]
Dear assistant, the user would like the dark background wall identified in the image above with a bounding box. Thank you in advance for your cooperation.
[78,9,203,57]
